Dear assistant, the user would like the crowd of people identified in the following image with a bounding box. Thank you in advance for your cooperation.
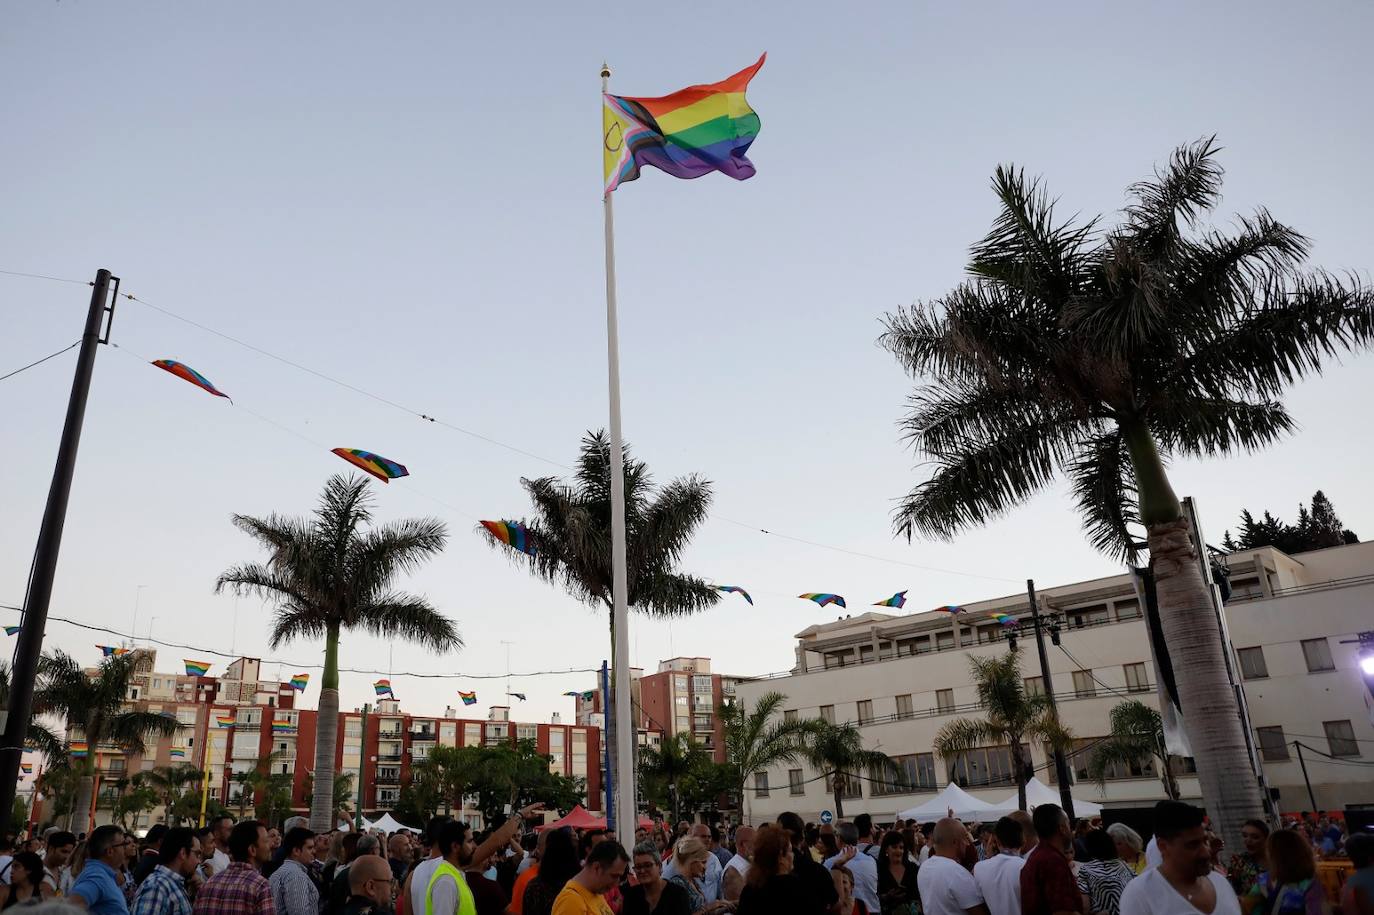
[1,801,1368,915]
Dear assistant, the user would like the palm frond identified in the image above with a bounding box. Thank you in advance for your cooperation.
[1066,430,1143,563]
[932,718,1000,757]
[354,595,462,652]
[1150,395,1294,457]
[1124,136,1224,250]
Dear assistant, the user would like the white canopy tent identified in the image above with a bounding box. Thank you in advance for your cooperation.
[359,812,420,833]
[896,783,1002,823]
[991,777,1104,817]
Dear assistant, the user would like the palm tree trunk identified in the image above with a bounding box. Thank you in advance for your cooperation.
[833,774,844,820]
[70,773,94,836]
[1158,751,1180,801]
[309,623,341,832]
[1011,741,1028,811]
[1123,421,1263,852]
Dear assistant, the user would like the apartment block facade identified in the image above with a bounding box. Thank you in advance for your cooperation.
[738,541,1374,823]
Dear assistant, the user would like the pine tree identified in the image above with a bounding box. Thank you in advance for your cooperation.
[1226,491,1359,554]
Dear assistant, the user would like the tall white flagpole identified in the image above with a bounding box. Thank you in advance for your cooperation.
[601,61,637,840]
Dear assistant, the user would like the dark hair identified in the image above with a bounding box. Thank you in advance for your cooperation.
[854,814,872,838]
[228,821,265,861]
[283,827,315,856]
[536,829,579,891]
[747,826,791,888]
[777,812,804,845]
[994,816,1023,850]
[436,821,471,857]
[819,833,839,859]
[423,816,451,848]
[579,828,606,858]
[879,831,904,860]
[210,815,233,829]
[88,825,124,860]
[194,827,213,843]
[586,840,628,870]
[1032,804,1066,840]
[159,828,197,865]
[46,832,76,852]
[1083,829,1117,862]
[1346,833,1374,869]
[708,824,721,844]
[1267,830,1316,886]
[145,824,168,847]
[1153,801,1205,840]
[0,836,14,853]
[1242,819,1271,837]
[9,852,43,888]
[341,833,361,861]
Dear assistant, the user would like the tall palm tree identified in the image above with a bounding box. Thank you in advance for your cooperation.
[35,651,180,833]
[141,763,205,825]
[0,661,65,764]
[719,692,817,824]
[302,769,357,825]
[1088,699,1179,800]
[932,650,1071,811]
[799,721,895,820]
[217,474,462,832]
[484,431,719,819]
[640,734,710,823]
[879,138,1374,847]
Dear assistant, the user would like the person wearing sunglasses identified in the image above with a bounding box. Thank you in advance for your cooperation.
[622,843,690,915]
[69,826,134,915]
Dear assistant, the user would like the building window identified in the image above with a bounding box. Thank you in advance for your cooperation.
[871,753,937,796]
[1115,599,1141,621]
[1072,670,1096,699]
[692,675,713,693]
[784,710,798,725]
[820,705,835,724]
[1051,738,1153,783]
[788,769,805,796]
[1301,638,1335,673]
[857,700,874,725]
[1256,726,1289,761]
[1068,605,1110,629]
[1024,677,1044,698]
[1324,720,1359,757]
[859,645,874,664]
[895,695,913,720]
[935,690,955,713]
[675,675,688,691]
[959,630,974,647]
[949,745,1028,788]
[753,771,769,798]
[1123,663,1149,693]
[936,631,954,651]
[834,772,863,799]
[1237,647,1269,680]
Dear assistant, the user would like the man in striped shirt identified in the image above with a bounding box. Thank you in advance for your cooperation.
[268,828,318,915]
[193,822,275,915]
[132,828,201,915]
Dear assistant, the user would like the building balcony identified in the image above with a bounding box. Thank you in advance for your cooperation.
[375,767,401,785]
[409,729,437,741]
[377,728,403,739]
[376,752,403,763]
[375,795,399,811]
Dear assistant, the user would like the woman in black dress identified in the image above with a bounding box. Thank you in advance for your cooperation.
[738,826,809,915]
[622,843,691,915]
[875,832,919,915]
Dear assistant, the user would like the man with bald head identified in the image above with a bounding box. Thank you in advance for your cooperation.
[721,827,755,903]
[341,855,392,915]
[916,818,988,915]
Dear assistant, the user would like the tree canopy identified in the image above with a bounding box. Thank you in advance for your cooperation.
[1222,489,1359,554]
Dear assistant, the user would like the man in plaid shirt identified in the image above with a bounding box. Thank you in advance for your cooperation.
[193,822,275,915]
[268,827,318,915]
[132,828,202,915]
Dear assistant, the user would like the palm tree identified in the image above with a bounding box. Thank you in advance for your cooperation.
[719,692,817,824]
[35,651,180,832]
[932,650,1071,811]
[1088,699,1179,800]
[0,661,65,765]
[484,431,719,819]
[302,769,356,826]
[217,474,462,832]
[141,764,205,825]
[800,721,895,820]
[640,734,710,823]
[109,776,160,830]
[879,138,1374,846]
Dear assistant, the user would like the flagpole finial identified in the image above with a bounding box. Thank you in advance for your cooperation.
[600,62,611,79]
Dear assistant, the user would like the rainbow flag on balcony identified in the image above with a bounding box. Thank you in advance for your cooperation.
[170,748,187,759]
[184,660,212,676]
[374,680,394,697]
[215,715,236,728]
[69,742,88,758]
[271,718,296,733]
[20,763,33,775]
[458,691,477,706]
[289,673,309,691]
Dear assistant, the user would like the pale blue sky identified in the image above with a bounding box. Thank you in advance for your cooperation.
[4,1,1373,726]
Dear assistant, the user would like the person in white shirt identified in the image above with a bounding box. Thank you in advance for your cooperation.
[972,817,1025,915]
[917,818,988,915]
[1120,801,1241,915]
[721,826,754,904]
[204,815,232,877]
[1145,836,1163,869]
[824,822,880,914]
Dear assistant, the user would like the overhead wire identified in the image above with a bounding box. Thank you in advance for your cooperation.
[0,341,80,384]
[0,269,90,286]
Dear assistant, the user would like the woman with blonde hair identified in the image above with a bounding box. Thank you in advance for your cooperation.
[667,837,732,914]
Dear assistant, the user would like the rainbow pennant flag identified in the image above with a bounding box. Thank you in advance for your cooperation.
[97,645,130,657]
[874,591,908,609]
[169,748,186,759]
[603,54,765,195]
[69,742,88,759]
[215,715,236,728]
[799,593,846,609]
[458,690,477,706]
[4,626,19,636]
[19,763,32,775]
[373,680,394,697]
[480,520,537,557]
[184,660,211,676]
[289,674,310,691]
[933,605,967,615]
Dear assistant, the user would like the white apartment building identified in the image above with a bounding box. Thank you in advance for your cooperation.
[737,541,1374,823]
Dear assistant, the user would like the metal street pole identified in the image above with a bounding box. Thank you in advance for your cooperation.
[1027,579,1075,820]
[0,269,115,820]
[1294,741,1317,812]
[356,703,369,832]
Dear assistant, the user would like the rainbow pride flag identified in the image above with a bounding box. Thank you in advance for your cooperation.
[184,660,211,676]
[97,645,130,657]
[69,742,88,758]
[289,673,310,691]
[603,54,765,195]
[271,718,296,732]
[874,591,908,609]
[799,593,846,609]
[20,763,32,775]
[170,748,187,759]
[458,690,477,706]
[215,715,236,728]
[4,626,19,636]
[374,680,394,697]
